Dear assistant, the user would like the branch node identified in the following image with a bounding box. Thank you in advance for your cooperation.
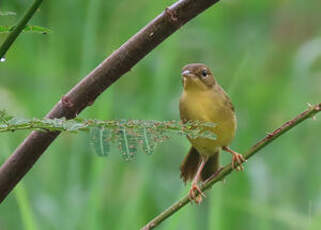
[165,7,178,23]
[61,95,79,118]
[266,132,273,137]
[61,96,73,108]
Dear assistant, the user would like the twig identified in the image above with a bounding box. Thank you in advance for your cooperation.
[0,0,220,203]
[0,117,216,140]
[141,103,321,230]
[0,0,44,60]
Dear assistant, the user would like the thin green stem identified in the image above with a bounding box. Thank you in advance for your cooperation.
[0,0,44,59]
[141,103,321,230]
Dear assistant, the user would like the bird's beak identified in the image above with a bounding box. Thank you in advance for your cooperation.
[182,70,196,89]
[181,70,192,78]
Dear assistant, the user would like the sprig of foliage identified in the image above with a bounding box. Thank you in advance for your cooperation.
[0,0,45,60]
[0,110,216,160]
[0,9,50,34]
[0,25,51,34]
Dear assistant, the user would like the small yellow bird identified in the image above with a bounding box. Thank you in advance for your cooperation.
[179,63,245,203]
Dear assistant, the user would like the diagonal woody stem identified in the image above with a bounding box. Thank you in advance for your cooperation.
[141,103,321,230]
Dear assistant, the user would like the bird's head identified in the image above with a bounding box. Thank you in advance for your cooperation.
[181,63,216,91]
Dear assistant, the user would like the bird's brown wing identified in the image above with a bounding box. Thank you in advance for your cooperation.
[216,84,235,112]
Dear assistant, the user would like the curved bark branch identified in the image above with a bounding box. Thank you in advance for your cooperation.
[0,0,220,203]
[141,103,321,230]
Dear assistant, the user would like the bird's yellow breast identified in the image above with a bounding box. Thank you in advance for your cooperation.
[179,87,236,156]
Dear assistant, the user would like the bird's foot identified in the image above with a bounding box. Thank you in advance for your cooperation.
[189,183,206,204]
[223,146,246,171]
[231,152,246,171]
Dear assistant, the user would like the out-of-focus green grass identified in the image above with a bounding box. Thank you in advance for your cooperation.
[1,0,321,229]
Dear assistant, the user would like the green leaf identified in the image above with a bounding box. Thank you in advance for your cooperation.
[23,25,52,34]
[0,109,13,122]
[63,120,88,132]
[0,25,51,34]
[135,126,167,155]
[0,25,14,33]
[117,127,137,160]
[140,127,157,155]
[90,127,111,157]
[0,11,16,16]
[7,117,30,125]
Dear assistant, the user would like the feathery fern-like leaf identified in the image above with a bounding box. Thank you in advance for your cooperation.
[0,110,216,159]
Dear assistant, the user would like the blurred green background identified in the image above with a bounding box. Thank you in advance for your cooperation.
[1,0,321,229]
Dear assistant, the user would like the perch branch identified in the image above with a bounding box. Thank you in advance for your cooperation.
[141,103,321,230]
[0,0,220,203]
[0,0,44,60]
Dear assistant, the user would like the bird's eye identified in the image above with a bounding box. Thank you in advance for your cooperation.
[201,69,208,77]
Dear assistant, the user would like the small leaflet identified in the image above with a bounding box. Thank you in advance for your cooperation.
[116,127,137,160]
[137,127,158,155]
[90,127,110,157]
[0,11,16,16]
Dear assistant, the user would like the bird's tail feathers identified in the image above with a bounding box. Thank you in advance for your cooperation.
[180,147,219,183]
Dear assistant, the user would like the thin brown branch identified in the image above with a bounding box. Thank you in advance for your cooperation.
[142,103,321,230]
[0,0,221,203]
